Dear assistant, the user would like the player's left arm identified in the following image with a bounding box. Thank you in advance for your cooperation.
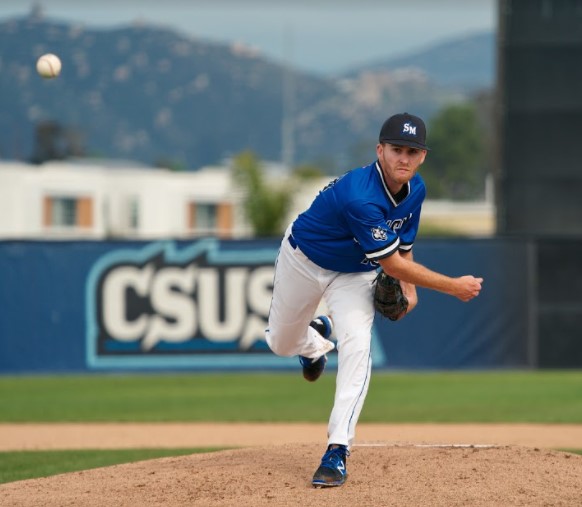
[399,250,418,314]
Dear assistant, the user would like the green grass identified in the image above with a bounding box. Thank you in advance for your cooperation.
[0,448,219,485]
[1,370,582,423]
[363,370,582,423]
[560,449,582,456]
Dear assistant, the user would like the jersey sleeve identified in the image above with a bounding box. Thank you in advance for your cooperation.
[343,200,400,261]
[397,206,422,252]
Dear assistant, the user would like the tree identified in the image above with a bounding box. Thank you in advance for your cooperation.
[232,151,295,237]
[292,163,325,181]
[30,121,86,165]
[155,157,187,172]
[422,103,487,200]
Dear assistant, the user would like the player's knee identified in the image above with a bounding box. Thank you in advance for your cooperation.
[265,328,295,357]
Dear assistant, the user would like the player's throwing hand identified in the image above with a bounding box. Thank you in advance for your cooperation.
[451,276,483,302]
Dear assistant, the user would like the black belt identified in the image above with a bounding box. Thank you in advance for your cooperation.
[288,234,297,249]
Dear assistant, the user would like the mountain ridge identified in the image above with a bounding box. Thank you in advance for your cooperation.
[341,31,495,91]
[0,14,494,171]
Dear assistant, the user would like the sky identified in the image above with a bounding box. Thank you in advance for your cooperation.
[0,0,497,75]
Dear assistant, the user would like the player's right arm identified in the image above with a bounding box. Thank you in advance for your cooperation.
[377,251,483,302]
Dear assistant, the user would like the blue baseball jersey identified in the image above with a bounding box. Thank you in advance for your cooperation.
[291,160,426,273]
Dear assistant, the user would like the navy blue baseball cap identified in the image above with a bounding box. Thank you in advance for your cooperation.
[379,112,429,150]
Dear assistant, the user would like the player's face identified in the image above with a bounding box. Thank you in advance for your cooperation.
[376,143,427,193]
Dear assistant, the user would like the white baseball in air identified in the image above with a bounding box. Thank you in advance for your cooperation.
[36,53,62,79]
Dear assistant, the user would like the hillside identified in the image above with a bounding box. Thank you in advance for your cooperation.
[343,31,495,92]
[0,13,494,171]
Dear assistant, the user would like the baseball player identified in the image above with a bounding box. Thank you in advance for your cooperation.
[265,112,483,487]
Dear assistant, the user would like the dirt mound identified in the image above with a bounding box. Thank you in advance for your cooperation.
[2,443,581,506]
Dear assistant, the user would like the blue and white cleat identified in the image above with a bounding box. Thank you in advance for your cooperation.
[299,316,333,382]
[309,315,333,340]
[312,444,349,487]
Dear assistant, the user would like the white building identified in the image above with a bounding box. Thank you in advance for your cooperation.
[0,159,247,239]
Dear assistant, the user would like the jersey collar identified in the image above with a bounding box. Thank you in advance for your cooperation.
[375,161,411,207]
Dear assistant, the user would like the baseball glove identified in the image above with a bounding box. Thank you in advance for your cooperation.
[373,271,409,321]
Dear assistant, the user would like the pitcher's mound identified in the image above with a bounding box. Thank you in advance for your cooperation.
[1,443,581,506]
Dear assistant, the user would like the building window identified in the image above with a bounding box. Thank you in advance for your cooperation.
[128,196,139,230]
[195,203,217,230]
[188,201,233,237]
[43,196,93,229]
[52,198,77,226]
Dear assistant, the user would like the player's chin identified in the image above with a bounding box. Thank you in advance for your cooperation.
[395,171,413,182]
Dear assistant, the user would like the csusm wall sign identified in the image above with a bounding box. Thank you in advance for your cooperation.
[85,239,284,370]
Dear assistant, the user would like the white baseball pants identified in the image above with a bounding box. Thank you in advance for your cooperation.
[266,225,377,448]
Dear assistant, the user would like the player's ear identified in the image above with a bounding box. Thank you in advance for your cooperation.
[376,143,383,158]
[419,150,427,165]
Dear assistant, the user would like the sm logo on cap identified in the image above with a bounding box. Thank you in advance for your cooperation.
[403,123,417,136]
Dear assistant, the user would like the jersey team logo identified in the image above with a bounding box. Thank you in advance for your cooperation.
[371,226,388,241]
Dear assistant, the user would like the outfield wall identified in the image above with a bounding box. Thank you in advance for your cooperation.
[0,238,532,373]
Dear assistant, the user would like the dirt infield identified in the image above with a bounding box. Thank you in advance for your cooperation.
[2,424,582,506]
[2,422,582,450]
